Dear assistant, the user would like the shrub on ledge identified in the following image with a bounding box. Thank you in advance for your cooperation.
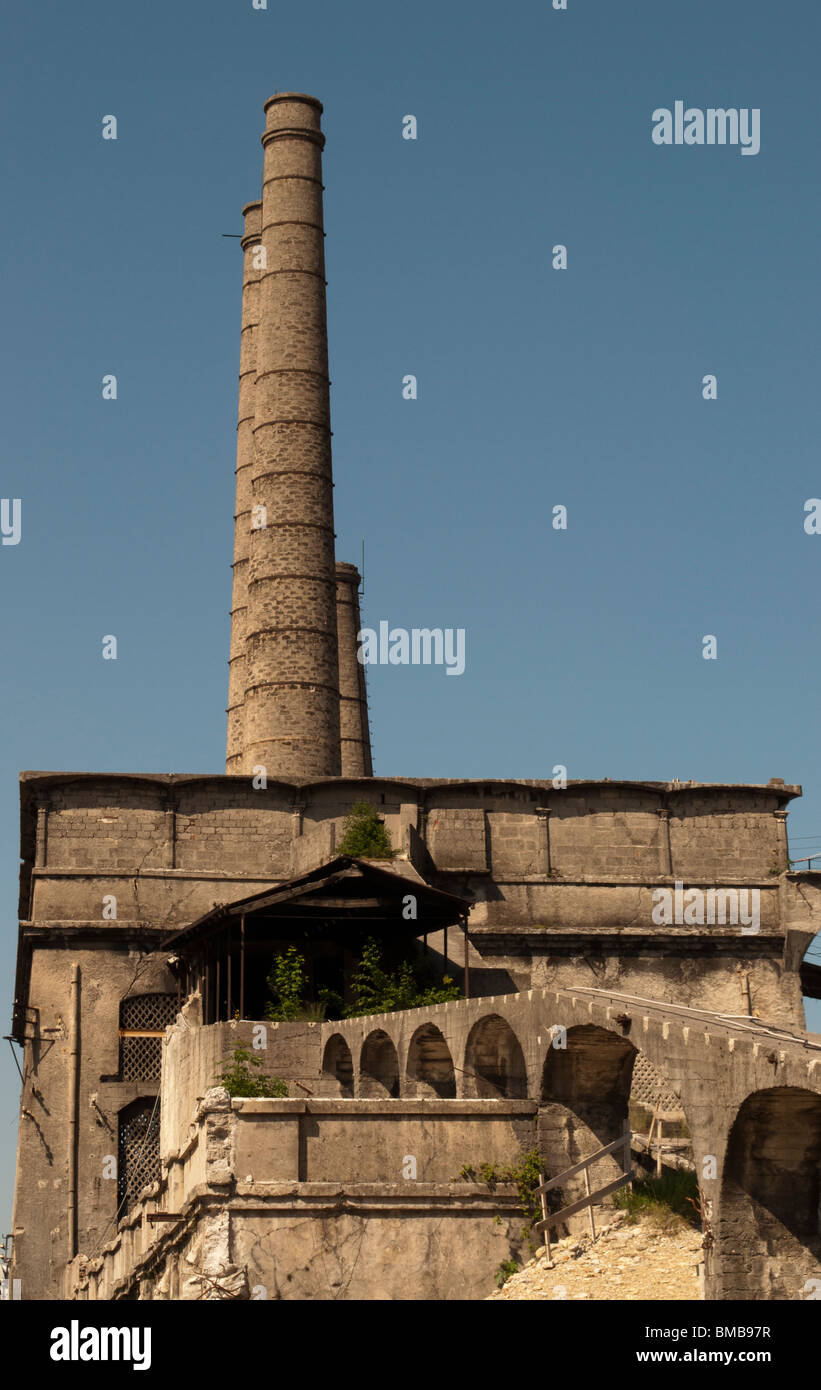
[337,801,398,859]
[220,1044,288,1098]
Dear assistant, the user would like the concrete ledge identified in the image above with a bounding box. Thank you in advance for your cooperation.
[233,1097,538,1115]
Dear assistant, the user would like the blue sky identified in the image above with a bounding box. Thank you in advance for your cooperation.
[2,0,821,1229]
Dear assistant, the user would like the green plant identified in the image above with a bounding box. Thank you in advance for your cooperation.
[219,1044,288,1098]
[455,1147,546,1229]
[317,987,344,1020]
[614,1169,701,1232]
[266,945,310,1021]
[337,801,398,859]
[343,937,460,1017]
[495,1259,519,1288]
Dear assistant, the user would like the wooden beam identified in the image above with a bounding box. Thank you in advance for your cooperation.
[534,1172,634,1233]
[536,1134,631,1194]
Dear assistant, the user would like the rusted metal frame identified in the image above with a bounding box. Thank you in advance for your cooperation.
[462,913,470,999]
[227,923,232,1021]
[240,916,246,1020]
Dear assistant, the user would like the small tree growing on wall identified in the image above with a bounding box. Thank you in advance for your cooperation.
[337,801,397,859]
[219,1044,288,1098]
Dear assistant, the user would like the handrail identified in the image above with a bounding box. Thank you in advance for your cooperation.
[535,1133,630,1194]
[534,1128,633,1253]
[535,1172,634,1232]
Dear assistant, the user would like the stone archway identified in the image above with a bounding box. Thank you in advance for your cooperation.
[463,1014,527,1098]
[322,1034,354,1097]
[540,1024,637,1230]
[714,1086,821,1300]
[406,1023,456,1098]
[359,1029,400,1098]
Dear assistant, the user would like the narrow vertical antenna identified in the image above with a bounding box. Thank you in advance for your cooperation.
[360,537,365,597]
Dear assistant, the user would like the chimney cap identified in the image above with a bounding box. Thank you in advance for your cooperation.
[263,92,323,114]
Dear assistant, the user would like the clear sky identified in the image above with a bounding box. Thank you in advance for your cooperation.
[2,0,820,1231]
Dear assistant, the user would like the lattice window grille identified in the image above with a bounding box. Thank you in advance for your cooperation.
[119,994,177,1081]
[630,1051,682,1113]
[117,1100,161,1211]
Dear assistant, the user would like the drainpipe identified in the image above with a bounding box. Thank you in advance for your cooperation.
[67,963,80,1259]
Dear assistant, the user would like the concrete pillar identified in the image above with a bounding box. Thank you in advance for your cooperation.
[34,799,49,870]
[658,808,673,875]
[535,807,552,876]
[773,810,790,871]
[243,93,341,778]
[226,201,263,772]
[335,562,373,777]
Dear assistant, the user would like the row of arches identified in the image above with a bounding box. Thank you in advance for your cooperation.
[323,1015,640,1104]
[322,1015,528,1100]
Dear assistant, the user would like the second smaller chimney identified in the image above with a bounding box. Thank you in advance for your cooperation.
[335,562,373,777]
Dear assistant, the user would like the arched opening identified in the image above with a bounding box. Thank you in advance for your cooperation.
[359,1030,400,1098]
[715,1086,821,1300]
[628,1051,690,1174]
[322,1034,354,1097]
[540,1024,637,1231]
[463,1014,527,1098]
[406,1024,456,1098]
[117,1097,161,1214]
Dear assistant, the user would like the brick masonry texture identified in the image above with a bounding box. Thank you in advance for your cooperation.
[240,94,341,778]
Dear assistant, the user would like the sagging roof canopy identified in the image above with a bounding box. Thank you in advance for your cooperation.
[161,855,469,953]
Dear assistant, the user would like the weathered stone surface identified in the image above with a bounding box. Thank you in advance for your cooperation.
[488,1212,703,1301]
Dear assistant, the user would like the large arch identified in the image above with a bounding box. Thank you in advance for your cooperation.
[714,1086,821,1300]
[540,1024,637,1230]
[359,1029,400,1098]
[321,1034,354,1097]
[406,1024,456,1098]
[463,1014,527,1098]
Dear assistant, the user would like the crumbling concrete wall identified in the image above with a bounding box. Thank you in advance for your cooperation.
[68,1088,531,1302]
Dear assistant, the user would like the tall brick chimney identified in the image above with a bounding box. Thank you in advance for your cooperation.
[226,200,262,773]
[335,561,373,776]
[232,93,342,778]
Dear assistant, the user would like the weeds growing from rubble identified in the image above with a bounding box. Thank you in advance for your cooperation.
[495,1259,519,1288]
[614,1169,701,1232]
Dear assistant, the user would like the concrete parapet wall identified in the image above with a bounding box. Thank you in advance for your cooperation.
[69,1086,530,1301]
[231,1097,537,1184]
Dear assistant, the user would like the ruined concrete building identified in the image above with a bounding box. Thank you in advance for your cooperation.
[9,94,821,1303]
